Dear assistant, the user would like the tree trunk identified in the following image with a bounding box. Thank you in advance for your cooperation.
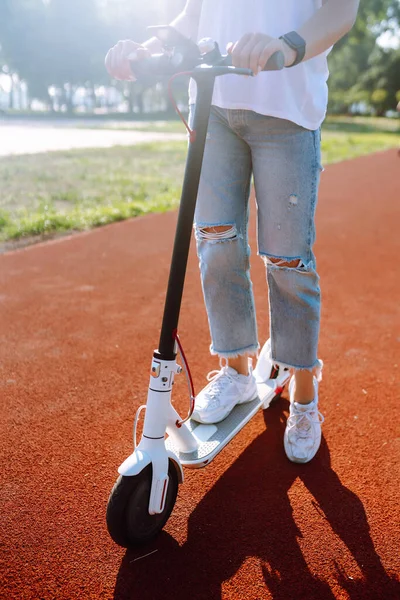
[66,91,74,115]
[9,80,14,109]
[63,84,74,115]
[136,91,144,115]
[127,86,134,114]
[90,84,96,111]
[47,89,56,112]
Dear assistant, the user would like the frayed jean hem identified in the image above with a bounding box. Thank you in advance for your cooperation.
[271,357,324,381]
[210,342,260,359]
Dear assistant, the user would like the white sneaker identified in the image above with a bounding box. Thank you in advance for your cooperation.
[253,339,281,383]
[284,375,324,463]
[192,358,258,424]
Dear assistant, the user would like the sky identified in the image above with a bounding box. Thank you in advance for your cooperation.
[377,28,400,48]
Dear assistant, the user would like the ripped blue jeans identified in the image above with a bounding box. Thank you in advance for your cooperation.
[191,106,322,371]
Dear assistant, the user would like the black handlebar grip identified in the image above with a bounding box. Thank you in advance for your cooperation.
[221,50,284,72]
[263,50,285,71]
[129,49,285,80]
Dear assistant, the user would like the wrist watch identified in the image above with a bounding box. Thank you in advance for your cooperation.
[279,31,306,67]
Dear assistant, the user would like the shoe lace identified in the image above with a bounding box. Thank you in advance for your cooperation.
[207,366,232,398]
[287,406,325,439]
[205,358,235,400]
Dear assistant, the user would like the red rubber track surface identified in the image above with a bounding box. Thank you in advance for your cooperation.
[1,150,399,600]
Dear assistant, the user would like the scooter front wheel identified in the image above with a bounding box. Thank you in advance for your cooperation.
[106,461,179,548]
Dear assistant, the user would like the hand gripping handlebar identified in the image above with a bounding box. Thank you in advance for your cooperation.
[130,26,284,81]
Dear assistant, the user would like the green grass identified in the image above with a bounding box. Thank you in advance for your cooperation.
[0,142,186,242]
[0,117,399,245]
[77,115,400,134]
[321,116,400,163]
[321,130,399,164]
[77,120,188,133]
[324,115,400,133]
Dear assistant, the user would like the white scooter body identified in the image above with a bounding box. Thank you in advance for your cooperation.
[118,340,290,514]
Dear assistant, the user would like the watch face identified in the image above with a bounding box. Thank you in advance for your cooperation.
[281,32,306,67]
[286,32,305,50]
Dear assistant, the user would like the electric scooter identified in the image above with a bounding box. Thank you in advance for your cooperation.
[106,26,291,548]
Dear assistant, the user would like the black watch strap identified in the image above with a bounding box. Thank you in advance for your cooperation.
[279,31,306,67]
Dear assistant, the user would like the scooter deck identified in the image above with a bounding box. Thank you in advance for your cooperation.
[165,370,290,469]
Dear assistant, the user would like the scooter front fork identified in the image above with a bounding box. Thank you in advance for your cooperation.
[118,354,199,514]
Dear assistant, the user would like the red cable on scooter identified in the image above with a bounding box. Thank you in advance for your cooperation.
[167,72,197,143]
[173,329,196,427]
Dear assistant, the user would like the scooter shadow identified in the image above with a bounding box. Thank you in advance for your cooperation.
[113,396,396,600]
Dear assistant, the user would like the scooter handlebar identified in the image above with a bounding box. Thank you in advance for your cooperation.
[129,49,284,81]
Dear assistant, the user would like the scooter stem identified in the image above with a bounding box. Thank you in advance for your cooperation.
[156,76,216,361]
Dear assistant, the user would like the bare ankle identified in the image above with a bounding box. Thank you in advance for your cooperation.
[227,355,249,376]
[293,370,315,404]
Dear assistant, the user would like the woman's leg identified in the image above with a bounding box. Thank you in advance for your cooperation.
[193,106,258,364]
[247,113,323,462]
[247,114,322,389]
[190,106,259,424]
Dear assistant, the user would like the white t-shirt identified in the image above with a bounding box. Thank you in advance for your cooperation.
[188,0,331,130]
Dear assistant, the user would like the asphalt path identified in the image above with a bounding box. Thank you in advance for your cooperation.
[0,119,185,156]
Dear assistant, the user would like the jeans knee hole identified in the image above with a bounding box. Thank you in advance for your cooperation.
[263,256,306,270]
[197,225,237,241]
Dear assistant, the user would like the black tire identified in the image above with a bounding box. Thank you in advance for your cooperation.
[106,460,179,548]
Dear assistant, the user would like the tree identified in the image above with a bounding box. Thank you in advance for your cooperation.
[45,0,109,111]
[363,46,400,111]
[0,1,50,107]
[328,0,400,114]
[371,89,388,114]
[0,0,113,112]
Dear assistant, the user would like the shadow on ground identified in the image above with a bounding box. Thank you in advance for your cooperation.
[113,398,397,600]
